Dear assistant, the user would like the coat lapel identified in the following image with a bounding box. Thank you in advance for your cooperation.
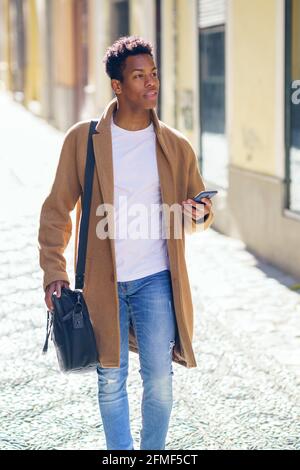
[92,104,114,238]
[92,97,177,240]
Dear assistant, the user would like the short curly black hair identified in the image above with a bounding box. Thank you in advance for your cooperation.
[103,35,154,82]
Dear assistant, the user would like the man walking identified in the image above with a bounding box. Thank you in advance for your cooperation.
[38,36,214,450]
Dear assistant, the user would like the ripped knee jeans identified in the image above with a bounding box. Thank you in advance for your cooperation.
[96,269,177,451]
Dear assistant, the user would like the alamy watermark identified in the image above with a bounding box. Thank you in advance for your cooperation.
[291,80,300,105]
[93,196,207,240]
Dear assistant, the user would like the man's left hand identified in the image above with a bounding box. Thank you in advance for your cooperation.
[181,197,212,222]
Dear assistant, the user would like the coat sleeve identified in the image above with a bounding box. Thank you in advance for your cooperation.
[38,125,82,292]
[183,140,215,235]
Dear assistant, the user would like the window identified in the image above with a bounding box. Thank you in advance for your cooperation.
[285,0,300,213]
[199,25,228,189]
[110,0,129,43]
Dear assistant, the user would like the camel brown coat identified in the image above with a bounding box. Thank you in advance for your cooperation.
[38,97,214,368]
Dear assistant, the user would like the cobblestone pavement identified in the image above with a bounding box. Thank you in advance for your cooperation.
[0,93,300,450]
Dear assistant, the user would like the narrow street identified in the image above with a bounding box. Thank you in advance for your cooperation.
[0,93,299,450]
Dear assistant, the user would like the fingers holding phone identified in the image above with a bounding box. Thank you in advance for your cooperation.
[182,198,211,219]
[197,197,212,210]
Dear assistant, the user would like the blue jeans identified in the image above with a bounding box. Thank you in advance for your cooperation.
[96,268,177,450]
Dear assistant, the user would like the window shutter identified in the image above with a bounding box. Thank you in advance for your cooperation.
[198,0,226,28]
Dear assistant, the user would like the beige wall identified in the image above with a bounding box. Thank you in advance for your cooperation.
[129,0,156,53]
[217,0,300,280]
[161,0,199,151]
[230,0,277,176]
[292,0,300,79]
[91,0,113,114]
[1,0,12,90]
[53,0,75,87]
[24,0,41,105]
[161,0,176,128]
[176,0,199,151]
[88,0,95,87]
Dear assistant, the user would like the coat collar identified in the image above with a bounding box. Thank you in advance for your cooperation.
[95,96,162,136]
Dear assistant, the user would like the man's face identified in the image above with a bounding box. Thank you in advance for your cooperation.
[112,54,159,110]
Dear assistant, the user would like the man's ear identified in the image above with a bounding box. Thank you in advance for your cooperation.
[111,79,122,95]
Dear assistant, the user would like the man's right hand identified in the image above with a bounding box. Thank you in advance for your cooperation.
[45,280,70,311]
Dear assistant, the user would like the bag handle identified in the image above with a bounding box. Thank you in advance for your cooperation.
[75,120,98,290]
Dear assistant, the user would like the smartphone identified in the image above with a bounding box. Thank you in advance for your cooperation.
[192,190,218,205]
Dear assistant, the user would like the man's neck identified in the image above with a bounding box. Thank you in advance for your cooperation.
[112,104,152,131]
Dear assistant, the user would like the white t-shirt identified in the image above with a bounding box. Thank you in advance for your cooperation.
[111,115,170,282]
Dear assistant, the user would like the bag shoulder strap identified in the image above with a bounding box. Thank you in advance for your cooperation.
[75,120,98,289]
